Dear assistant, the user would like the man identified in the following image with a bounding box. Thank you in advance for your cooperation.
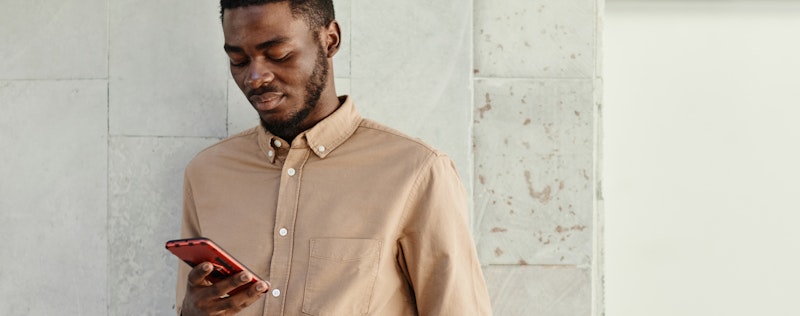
[176,0,492,315]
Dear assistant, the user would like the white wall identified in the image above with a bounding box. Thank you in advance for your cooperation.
[1,1,602,314]
[605,1,800,315]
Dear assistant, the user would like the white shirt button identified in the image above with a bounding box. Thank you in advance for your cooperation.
[287,168,296,176]
[318,145,326,153]
[273,140,282,148]
[279,228,288,236]
[272,289,281,297]
[267,150,274,158]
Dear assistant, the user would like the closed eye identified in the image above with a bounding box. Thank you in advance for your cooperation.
[269,53,291,63]
[230,59,249,67]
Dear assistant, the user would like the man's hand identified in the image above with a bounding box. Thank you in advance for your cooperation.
[182,262,270,316]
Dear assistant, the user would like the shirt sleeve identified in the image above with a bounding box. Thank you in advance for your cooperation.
[397,153,493,315]
[175,170,202,316]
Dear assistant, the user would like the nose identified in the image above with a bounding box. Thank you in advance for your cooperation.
[244,59,275,89]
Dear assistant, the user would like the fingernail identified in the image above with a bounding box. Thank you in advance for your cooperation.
[202,263,212,271]
[256,282,267,292]
[240,272,250,282]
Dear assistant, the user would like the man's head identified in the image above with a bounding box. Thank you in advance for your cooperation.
[221,0,340,142]
[220,0,335,34]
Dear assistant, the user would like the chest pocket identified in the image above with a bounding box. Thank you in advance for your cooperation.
[302,238,382,316]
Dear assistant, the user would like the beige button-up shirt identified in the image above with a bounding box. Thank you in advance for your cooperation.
[176,96,492,315]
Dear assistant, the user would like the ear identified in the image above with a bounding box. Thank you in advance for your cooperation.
[322,20,341,58]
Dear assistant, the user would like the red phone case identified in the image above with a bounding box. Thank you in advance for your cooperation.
[165,237,263,294]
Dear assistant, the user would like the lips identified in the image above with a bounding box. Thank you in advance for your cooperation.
[249,92,284,112]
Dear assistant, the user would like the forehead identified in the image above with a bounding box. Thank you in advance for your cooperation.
[222,3,311,45]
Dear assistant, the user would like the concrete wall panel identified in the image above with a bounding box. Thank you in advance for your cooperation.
[109,0,228,137]
[108,136,220,315]
[0,80,108,314]
[474,0,597,78]
[484,265,592,316]
[0,0,107,79]
[474,78,594,266]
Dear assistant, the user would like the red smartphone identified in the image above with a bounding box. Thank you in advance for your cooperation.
[165,237,264,294]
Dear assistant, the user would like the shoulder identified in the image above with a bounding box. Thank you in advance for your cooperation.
[354,119,446,160]
[347,119,461,189]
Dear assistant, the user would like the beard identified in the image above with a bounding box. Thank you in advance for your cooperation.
[260,44,329,141]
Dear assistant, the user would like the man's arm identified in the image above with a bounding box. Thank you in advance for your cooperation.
[176,171,268,316]
[397,154,493,315]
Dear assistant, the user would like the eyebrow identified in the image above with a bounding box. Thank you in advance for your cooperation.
[223,37,291,53]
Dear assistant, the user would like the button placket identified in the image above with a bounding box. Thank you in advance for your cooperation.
[266,147,309,313]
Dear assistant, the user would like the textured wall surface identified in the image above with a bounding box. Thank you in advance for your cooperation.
[0,80,108,315]
[0,0,601,315]
[474,0,602,314]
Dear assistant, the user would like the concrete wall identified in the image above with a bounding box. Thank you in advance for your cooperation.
[0,0,602,314]
[473,0,602,315]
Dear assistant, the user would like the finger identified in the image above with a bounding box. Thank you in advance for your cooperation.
[210,271,255,298]
[187,262,214,287]
[250,280,269,294]
[214,280,270,312]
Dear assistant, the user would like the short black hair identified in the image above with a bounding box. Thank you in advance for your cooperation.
[220,0,335,31]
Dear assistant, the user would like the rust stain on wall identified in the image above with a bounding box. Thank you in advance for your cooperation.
[536,231,552,245]
[478,93,493,119]
[543,122,552,134]
[555,225,587,233]
[524,170,552,204]
[491,227,508,233]
[495,247,504,257]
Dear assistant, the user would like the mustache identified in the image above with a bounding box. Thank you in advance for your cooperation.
[246,85,282,99]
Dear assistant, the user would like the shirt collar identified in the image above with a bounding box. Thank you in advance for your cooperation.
[257,95,361,163]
